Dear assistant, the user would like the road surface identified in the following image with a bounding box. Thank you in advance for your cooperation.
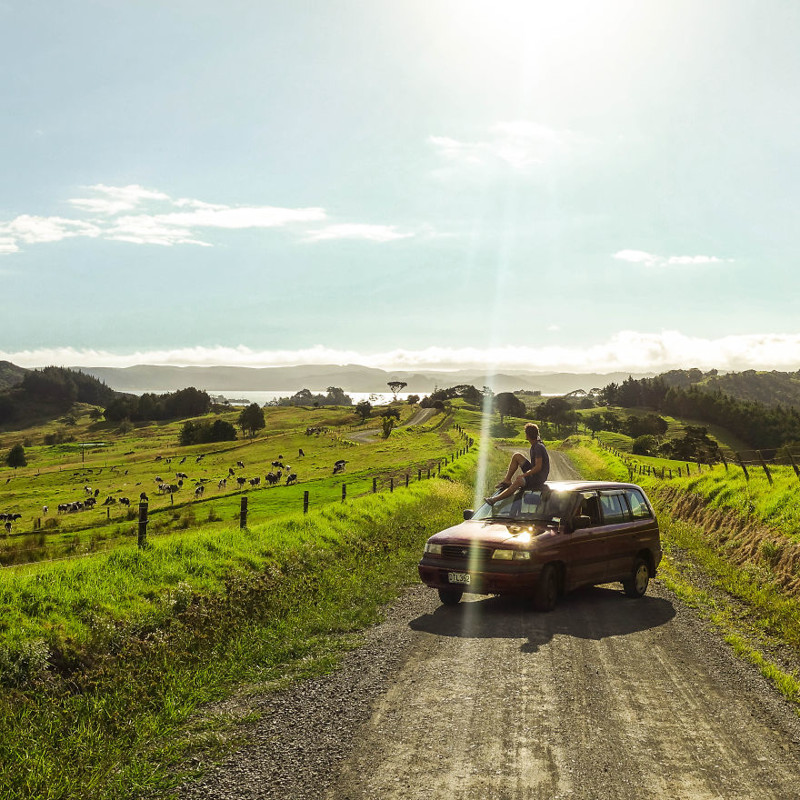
[179,450,800,800]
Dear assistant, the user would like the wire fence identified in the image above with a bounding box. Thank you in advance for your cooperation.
[597,441,800,486]
[1,428,476,569]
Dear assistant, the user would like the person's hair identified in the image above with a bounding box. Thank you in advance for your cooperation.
[525,422,540,440]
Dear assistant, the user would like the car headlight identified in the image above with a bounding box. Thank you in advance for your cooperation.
[424,542,442,555]
[492,549,531,560]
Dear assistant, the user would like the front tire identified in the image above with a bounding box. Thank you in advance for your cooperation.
[438,587,463,605]
[623,557,650,598]
[534,564,558,612]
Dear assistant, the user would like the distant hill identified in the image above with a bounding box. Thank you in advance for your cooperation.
[654,368,800,407]
[0,361,28,390]
[79,364,652,395]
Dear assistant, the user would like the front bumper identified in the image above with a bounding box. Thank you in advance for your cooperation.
[418,558,543,596]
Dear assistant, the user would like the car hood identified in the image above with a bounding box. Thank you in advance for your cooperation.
[428,519,550,547]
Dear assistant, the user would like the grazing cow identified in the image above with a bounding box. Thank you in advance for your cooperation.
[236,477,247,488]
[176,472,189,479]
[218,478,227,490]
[249,477,260,487]
[94,488,100,497]
[155,476,163,483]
[333,459,347,475]
[237,461,245,469]
[194,485,204,498]
[85,497,96,508]
[119,497,130,507]
[179,456,186,464]
[298,448,305,457]
[228,467,235,477]
[286,473,298,485]
[103,496,116,505]
[266,472,278,485]
[155,455,162,461]
[4,522,11,534]
[42,505,48,515]
[84,486,92,495]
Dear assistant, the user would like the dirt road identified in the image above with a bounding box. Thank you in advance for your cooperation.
[346,407,439,443]
[178,451,800,800]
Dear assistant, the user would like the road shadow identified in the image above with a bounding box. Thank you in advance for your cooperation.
[409,586,676,653]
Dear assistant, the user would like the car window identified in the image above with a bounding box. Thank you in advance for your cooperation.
[599,491,631,524]
[624,488,653,519]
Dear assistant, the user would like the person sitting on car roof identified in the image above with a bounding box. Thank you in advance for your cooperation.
[485,422,550,505]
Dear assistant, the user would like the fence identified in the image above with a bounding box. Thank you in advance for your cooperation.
[15,428,476,556]
[596,441,800,487]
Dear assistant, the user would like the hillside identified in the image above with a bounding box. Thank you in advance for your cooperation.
[79,364,652,395]
[655,368,800,408]
[0,360,27,390]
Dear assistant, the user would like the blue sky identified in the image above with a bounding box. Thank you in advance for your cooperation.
[1,0,799,374]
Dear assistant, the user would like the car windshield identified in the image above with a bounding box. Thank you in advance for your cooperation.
[472,488,575,524]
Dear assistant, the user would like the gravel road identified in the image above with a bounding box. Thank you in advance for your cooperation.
[177,451,800,800]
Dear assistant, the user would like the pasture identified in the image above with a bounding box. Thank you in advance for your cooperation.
[0,402,466,565]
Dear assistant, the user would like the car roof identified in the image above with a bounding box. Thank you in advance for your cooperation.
[543,480,645,492]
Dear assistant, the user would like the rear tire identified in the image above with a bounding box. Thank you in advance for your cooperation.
[534,564,558,612]
[623,557,650,598]
[438,587,463,606]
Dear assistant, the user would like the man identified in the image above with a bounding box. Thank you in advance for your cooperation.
[486,422,549,505]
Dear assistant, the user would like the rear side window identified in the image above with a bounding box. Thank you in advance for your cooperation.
[599,492,631,524]
[625,488,653,519]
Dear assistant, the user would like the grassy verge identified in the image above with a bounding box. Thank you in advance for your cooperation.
[0,450,484,800]
[560,436,800,710]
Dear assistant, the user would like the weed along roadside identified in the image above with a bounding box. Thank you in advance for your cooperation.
[0,444,486,800]
[564,435,800,707]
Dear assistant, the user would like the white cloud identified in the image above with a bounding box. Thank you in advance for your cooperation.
[429,121,587,170]
[305,224,413,242]
[69,184,172,216]
[614,250,730,268]
[4,331,799,373]
[0,184,404,253]
[0,215,101,245]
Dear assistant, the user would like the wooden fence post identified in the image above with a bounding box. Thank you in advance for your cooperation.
[405,474,409,488]
[756,451,773,485]
[372,477,377,493]
[418,469,422,481]
[342,484,347,502]
[239,496,248,529]
[735,453,750,481]
[788,451,800,482]
[137,502,148,549]
[303,491,309,513]
[428,467,431,479]
[390,478,394,493]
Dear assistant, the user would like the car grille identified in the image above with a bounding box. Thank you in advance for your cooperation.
[441,545,493,562]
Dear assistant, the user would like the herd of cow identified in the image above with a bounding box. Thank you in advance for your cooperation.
[2,447,350,534]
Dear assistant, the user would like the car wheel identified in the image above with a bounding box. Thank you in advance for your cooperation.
[534,564,558,612]
[623,557,650,598]
[438,587,463,606]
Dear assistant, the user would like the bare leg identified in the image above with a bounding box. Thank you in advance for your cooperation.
[496,452,528,488]
[486,474,526,505]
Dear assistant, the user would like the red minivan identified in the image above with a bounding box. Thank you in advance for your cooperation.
[418,481,661,611]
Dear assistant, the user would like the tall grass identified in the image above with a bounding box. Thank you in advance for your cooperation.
[0,448,487,800]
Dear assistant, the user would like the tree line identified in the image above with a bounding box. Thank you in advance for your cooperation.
[598,376,800,450]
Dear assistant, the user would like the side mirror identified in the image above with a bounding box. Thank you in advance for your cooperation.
[572,515,593,530]
[463,509,474,520]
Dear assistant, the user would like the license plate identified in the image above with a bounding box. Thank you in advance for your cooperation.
[448,572,471,584]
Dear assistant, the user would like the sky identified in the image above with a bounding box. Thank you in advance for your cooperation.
[1,0,799,375]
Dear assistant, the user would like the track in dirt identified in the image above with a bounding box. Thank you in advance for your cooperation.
[178,448,800,800]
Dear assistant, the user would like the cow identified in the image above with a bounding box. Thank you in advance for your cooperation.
[249,477,261,487]
[119,497,130,507]
[236,477,247,488]
[218,478,227,490]
[286,473,298,485]
[237,461,245,469]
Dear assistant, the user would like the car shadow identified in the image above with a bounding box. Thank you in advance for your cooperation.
[409,585,677,653]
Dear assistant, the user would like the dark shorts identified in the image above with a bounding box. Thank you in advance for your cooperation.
[520,460,546,490]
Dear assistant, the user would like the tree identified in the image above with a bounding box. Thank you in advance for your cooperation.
[325,386,352,406]
[6,444,27,469]
[387,381,407,400]
[355,400,372,420]
[406,394,420,405]
[494,392,527,424]
[237,403,265,438]
[382,406,401,420]
[381,416,395,438]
